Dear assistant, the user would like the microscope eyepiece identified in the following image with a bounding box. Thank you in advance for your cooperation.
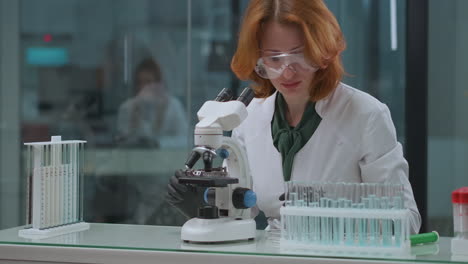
[215,88,234,102]
[237,87,255,106]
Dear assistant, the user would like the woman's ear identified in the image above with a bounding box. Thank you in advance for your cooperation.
[320,56,332,69]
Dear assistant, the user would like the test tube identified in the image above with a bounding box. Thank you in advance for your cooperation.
[49,142,58,227]
[352,183,359,204]
[281,214,287,240]
[362,197,370,245]
[330,199,338,244]
[62,144,68,224]
[373,196,381,244]
[338,198,346,244]
[46,144,50,227]
[289,191,297,241]
[336,183,345,202]
[63,144,71,223]
[25,145,32,227]
[290,192,297,207]
[39,146,44,229]
[58,144,63,225]
[79,142,85,223]
[50,143,56,227]
[49,144,53,228]
[345,199,353,245]
[393,196,403,246]
[285,200,293,240]
[32,145,44,229]
[368,195,376,244]
[45,145,52,228]
[67,143,73,223]
[320,197,328,244]
[381,197,391,246]
[351,203,359,246]
[53,143,60,227]
[62,143,67,225]
[307,201,312,242]
[358,203,365,246]
[71,143,78,222]
[296,198,304,242]
[50,143,55,227]
[303,192,309,242]
[310,202,319,242]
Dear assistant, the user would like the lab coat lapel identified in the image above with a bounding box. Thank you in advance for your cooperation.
[246,92,284,217]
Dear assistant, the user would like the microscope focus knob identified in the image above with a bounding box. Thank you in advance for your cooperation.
[216,148,229,159]
[232,188,257,209]
[198,205,219,219]
[203,188,216,206]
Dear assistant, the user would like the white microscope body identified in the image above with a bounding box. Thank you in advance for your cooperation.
[180,88,257,243]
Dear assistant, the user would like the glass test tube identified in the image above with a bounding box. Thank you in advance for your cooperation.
[45,145,51,228]
[330,199,338,244]
[368,195,376,244]
[25,145,32,227]
[79,143,85,223]
[381,197,391,246]
[357,203,365,246]
[373,196,381,244]
[393,196,403,246]
[338,198,346,244]
[320,198,328,244]
[362,197,371,245]
[344,199,353,245]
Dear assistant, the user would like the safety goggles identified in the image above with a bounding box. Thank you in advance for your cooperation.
[254,49,318,79]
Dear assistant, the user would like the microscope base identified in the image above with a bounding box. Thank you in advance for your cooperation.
[181,217,256,243]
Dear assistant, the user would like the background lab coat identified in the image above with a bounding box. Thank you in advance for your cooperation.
[232,82,421,234]
[117,95,188,148]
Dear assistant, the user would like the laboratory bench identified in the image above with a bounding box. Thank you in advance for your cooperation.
[0,223,467,264]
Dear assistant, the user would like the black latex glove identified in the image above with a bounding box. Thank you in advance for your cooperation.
[165,169,206,219]
[279,193,285,206]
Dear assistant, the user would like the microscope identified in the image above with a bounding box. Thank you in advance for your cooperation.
[178,87,257,243]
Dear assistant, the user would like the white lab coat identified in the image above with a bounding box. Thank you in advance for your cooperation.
[232,82,421,234]
[117,95,188,148]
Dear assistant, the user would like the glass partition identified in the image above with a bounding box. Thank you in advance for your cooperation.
[15,0,248,227]
[18,0,193,226]
[427,0,468,236]
[1,0,411,230]
[326,0,407,142]
[9,0,468,240]
[0,0,21,230]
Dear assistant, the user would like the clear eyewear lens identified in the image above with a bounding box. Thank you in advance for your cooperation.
[255,53,317,79]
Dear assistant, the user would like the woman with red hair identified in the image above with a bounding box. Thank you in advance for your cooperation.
[168,0,421,234]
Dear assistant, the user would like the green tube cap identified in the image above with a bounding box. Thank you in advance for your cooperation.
[410,231,439,246]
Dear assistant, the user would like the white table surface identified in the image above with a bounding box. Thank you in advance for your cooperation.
[0,223,466,264]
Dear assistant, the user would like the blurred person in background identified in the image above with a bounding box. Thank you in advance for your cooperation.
[116,58,188,148]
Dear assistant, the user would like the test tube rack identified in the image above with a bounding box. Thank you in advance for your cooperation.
[18,136,89,239]
[280,182,411,256]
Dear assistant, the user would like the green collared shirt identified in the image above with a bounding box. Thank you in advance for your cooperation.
[271,93,322,181]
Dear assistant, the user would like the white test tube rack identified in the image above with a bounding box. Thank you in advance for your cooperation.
[280,182,411,256]
[18,136,89,239]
